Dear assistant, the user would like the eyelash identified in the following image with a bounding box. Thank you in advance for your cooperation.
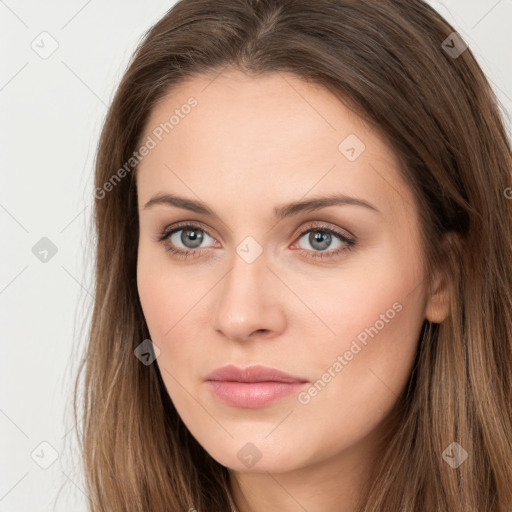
[156,221,356,261]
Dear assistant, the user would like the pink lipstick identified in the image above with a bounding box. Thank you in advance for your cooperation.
[205,364,309,408]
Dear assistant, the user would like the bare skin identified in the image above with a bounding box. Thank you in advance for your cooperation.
[135,69,451,512]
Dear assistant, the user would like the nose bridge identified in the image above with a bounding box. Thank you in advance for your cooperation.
[219,243,268,317]
[210,240,285,340]
[222,231,268,297]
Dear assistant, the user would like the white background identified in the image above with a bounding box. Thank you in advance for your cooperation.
[1,1,511,510]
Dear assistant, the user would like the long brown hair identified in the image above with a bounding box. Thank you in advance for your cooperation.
[72,0,512,510]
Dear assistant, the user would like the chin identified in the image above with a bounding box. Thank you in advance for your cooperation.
[196,435,314,474]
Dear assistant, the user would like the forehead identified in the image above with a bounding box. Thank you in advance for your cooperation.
[136,69,414,222]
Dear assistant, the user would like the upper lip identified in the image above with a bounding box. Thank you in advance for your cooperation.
[205,364,309,383]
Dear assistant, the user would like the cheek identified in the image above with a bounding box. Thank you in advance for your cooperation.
[136,240,205,338]
[136,244,214,388]
[295,293,422,463]
[287,236,425,357]
[293,243,426,444]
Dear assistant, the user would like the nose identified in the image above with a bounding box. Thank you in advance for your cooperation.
[210,248,287,342]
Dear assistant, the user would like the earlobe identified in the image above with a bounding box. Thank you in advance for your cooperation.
[424,232,460,324]
[424,269,452,323]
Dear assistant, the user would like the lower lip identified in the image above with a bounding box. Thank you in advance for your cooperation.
[207,380,307,408]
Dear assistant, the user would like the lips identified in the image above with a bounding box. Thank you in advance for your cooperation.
[205,364,309,384]
[205,364,309,408]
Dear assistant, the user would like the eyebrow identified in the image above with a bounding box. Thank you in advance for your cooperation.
[143,192,381,219]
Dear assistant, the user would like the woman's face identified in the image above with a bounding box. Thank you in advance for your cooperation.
[136,70,446,475]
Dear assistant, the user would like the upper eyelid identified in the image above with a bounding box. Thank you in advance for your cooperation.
[163,221,217,240]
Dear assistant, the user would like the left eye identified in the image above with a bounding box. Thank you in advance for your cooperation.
[296,228,345,252]
[167,226,215,250]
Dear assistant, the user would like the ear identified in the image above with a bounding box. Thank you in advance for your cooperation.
[424,270,451,323]
[424,232,460,324]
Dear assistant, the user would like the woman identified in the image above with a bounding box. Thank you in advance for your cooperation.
[74,0,512,510]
